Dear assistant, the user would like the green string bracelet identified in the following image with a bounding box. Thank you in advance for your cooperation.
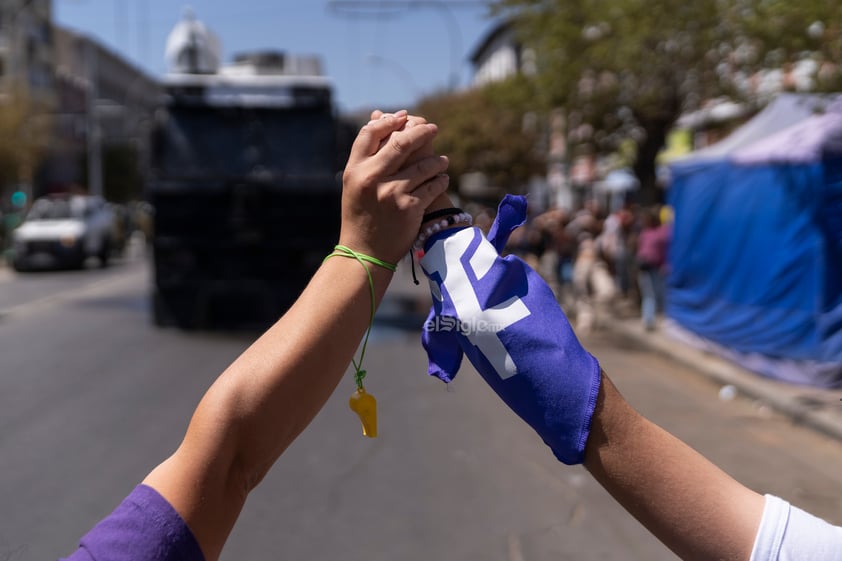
[324,245,396,438]
[323,245,397,390]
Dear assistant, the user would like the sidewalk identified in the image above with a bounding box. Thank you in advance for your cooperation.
[608,315,842,444]
[385,260,842,445]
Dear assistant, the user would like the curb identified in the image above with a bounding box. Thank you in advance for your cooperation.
[606,319,842,445]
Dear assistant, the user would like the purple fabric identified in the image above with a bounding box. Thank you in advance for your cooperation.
[732,111,842,165]
[420,194,602,465]
[59,484,205,561]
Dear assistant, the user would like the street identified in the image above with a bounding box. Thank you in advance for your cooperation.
[1,255,842,561]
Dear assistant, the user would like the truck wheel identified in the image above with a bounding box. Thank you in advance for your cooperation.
[152,290,175,327]
[99,238,112,268]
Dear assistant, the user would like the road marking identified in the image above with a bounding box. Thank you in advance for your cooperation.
[0,270,140,322]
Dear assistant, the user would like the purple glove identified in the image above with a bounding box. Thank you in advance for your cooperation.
[420,195,601,465]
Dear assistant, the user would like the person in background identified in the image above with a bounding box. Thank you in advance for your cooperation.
[567,228,613,332]
[597,203,634,302]
[634,206,671,330]
[59,110,450,561]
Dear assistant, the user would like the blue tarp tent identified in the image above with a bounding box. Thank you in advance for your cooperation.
[667,94,842,388]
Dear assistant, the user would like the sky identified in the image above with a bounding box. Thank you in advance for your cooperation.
[54,0,502,114]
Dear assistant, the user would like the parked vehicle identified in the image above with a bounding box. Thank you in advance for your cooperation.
[11,194,115,271]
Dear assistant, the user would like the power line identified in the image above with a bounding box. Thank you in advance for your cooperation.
[327,1,488,90]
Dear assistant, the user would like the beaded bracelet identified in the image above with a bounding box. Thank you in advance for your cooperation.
[412,212,473,250]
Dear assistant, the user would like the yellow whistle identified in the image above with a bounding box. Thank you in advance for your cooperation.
[349,388,377,438]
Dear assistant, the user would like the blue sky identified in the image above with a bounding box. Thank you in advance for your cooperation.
[54,1,501,113]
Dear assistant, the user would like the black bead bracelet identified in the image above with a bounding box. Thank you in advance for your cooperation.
[421,207,463,224]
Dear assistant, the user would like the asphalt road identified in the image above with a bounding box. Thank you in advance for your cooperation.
[1,255,841,561]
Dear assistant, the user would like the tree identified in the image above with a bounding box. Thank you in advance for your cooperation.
[0,84,52,201]
[493,0,842,204]
[415,76,545,202]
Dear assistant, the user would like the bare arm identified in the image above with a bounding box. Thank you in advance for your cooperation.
[584,375,765,561]
[422,189,766,561]
[143,111,450,561]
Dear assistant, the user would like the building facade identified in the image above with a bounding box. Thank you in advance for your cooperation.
[0,0,55,207]
[50,25,161,200]
[468,19,573,210]
[469,20,535,87]
[0,0,54,103]
[0,1,162,205]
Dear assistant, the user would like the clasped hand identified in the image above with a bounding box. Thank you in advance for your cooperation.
[339,110,450,264]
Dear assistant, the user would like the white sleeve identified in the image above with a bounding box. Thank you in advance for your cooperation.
[750,494,842,561]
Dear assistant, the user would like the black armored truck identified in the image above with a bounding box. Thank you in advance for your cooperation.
[148,49,352,329]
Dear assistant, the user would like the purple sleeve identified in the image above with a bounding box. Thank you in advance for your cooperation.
[59,484,205,561]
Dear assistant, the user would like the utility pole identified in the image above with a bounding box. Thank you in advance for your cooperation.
[85,42,103,197]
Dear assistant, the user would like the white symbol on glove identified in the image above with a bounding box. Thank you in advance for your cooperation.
[423,229,531,379]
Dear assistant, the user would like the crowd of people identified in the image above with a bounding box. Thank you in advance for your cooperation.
[495,197,673,333]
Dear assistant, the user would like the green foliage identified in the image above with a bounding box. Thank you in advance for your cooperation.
[415,75,545,195]
[0,85,52,193]
[0,147,20,190]
[737,1,842,88]
[497,0,727,137]
[491,0,842,202]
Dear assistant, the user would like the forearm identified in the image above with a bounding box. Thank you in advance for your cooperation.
[144,257,393,560]
[584,375,765,561]
[194,257,392,484]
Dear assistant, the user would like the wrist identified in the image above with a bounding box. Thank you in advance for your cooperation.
[420,193,456,223]
[335,234,402,269]
[421,207,463,225]
[583,374,640,472]
[321,245,396,303]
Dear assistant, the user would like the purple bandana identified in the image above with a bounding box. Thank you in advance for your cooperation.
[420,195,601,464]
